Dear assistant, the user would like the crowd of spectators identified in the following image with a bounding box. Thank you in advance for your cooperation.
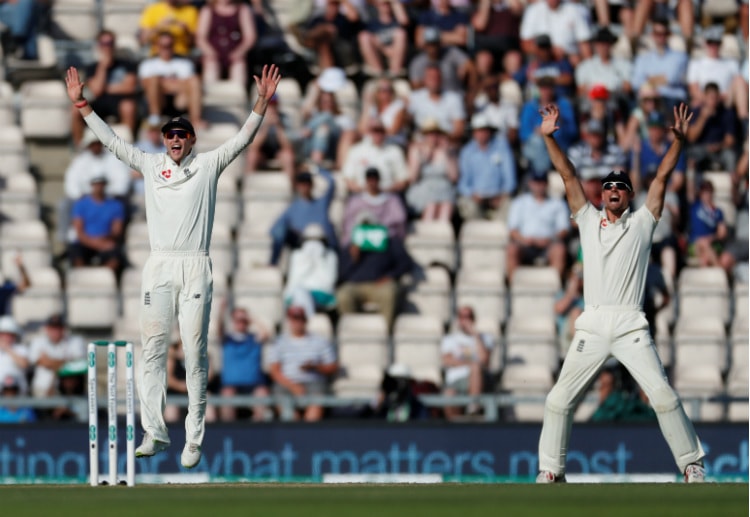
[0,0,748,422]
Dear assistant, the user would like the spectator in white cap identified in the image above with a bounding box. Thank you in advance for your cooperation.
[284,223,339,318]
[0,315,29,395]
[457,112,516,220]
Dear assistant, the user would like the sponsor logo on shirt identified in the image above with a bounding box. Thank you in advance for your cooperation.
[161,169,172,179]
[600,218,608,228]
[144,291,151,306]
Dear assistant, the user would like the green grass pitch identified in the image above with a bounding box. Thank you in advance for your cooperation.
[0,484,747,517]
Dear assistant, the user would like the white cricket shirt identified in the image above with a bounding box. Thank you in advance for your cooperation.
[84,111,263,252]
[574,203,657,308]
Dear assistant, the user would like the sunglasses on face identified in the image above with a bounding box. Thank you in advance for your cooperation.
[164,129,192,139]
[602,181,631,192]
[98,39,115,47]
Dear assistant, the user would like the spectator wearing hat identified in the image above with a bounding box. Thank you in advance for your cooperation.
[341,167,407,246]
[631,18,688,109]
[72,30,139,147]
[0,316,29,396]
[336,220,415,329]
[267,305,338,421]
[506,170,570,280]
[688,180,734,276]
[64,129,132,202]
[686,26,742,108]
[357,0,410,78]
[441,305,495,420]
[284,223,339,317]
[408,24,476,93]
[574,27,633,100]
[245,94,296,178]
[28,314,86,399]
[622,83,664,154]
[514,35,574,101]
[69,175,125,272]
[568,118,627,182]
[686,82,738,175]
[586,84,627,145]
[341,117,409,194]
[473,74,519,146]
[519,0,592,67]
[470,0,523,80]
[405,118,458,221]
[216,304,270,422]
[632,110,686,195]
[0,253,30,317]
[269,167,337,266]
[519,74,577,176]
[138,31,205,129]
[457,112,516,221]
[407,64,466,142]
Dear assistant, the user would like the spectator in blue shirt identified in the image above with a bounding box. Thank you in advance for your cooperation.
[520,73,577,176]
[688,180,735,276]
[633,111,686,194]
[218,304,271,422]
[269,167,337,265]
[457,112,517,221]
[0,374,36,423]
[631,18,688,109]
[68,176,124,272]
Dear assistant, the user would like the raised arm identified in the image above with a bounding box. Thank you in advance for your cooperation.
[645,103,692,219]
[540,104,587,214]
[66,67,145,171]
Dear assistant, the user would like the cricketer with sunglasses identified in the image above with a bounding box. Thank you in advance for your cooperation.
[65,64,281,469]
[534,103,706,484]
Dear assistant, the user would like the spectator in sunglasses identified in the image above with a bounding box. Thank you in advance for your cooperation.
[534,102,706,485]
[66,63,281,470]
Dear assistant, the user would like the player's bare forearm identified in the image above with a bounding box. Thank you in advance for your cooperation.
[543,134,586,213]
[646,103,691,218]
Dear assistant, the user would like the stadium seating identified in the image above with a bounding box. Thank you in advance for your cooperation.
[20,80,71,139]
[232,266,284,329]
[66,267,119,328]
[677,267,731,325]
[11,266,63,328]
[401,266,452,324]
[405,220,457,272]
[510,266,561,319]
[392,314,444,385]
[455,267,507,325]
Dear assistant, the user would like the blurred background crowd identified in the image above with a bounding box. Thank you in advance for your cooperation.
[0,0,747,424]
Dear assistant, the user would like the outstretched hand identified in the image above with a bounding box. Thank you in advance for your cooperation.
[253,64,282,100]
[65,66,85,103]
[539,104,560,137]
[670,102,693,141]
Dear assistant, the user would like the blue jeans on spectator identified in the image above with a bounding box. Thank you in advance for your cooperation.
[0,0,38,59]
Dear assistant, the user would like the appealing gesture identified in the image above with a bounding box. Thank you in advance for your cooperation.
[539,104,560,137]
[65,66,85,103]
[669,102,693,141]
[253,64,282,100]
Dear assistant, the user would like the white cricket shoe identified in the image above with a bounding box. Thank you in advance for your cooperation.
[684,463,705,483]
[536,471,566,484]
[181,442,202,469]
[135,433,169,457]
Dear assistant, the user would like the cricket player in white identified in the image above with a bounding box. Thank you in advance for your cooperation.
[536,103,706,483]
[65,64,281,469]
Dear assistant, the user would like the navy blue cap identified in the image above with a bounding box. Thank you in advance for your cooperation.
[161,116,195,135]
[600,170,633,191]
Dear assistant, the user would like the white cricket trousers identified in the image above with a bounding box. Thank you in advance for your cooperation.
[138,251,213,446]
[538,305,705,475]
